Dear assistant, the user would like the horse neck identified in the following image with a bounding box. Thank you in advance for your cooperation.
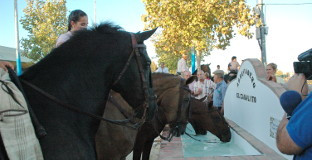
[20,55,115,139]
[191,99,220,135]
[153,75,181,123]
[152,75,179,96]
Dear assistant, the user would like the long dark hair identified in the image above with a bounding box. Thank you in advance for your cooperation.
[67,9,87,31]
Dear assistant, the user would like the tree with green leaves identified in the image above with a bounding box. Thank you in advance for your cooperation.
[20,0,67,62]
[142,0,259,70]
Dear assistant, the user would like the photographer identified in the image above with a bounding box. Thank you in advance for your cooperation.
[276,73,311,159]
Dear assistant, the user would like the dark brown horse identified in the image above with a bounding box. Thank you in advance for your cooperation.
[95,75,231,160]
[192,64,212,78]
[95,91,138,160]
[132,73,192,160]
[0,23,157,160]
[188,98,231,142]
[95,73,192,160]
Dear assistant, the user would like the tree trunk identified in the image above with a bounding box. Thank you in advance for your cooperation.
[196,49,201,72]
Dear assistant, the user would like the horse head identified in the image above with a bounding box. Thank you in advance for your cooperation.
[189,98,231,142]
[152,73,192,138]
[192,64,212,78]
[108,27,158,121]
[19,23,158,159]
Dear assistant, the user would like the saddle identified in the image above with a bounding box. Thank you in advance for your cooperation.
[0,68,43,160]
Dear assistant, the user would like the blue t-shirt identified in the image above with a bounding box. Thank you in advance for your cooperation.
[287,92,312,160]
[213,80,227,107]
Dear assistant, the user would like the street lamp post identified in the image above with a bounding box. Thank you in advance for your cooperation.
[256,0,268,66]
[14,0,22,75]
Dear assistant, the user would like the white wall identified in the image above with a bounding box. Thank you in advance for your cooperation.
[224,59,292,160]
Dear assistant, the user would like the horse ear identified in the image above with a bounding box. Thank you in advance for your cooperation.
[135,28,157,43]
[186,75,197,85]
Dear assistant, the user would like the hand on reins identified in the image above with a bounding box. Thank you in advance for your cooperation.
[0,61,14,72]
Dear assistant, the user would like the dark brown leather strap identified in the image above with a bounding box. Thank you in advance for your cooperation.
[21,79,142,129]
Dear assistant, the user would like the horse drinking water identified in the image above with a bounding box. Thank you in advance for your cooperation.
[0,23,157,160]
[96,73,192,160]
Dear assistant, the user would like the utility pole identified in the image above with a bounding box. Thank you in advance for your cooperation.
[191,48,196,73]
[14,0,22,75]
[256,0,268,65]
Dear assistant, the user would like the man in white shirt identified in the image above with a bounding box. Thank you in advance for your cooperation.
[193,70,216,103]
[155,62,169,73]
[177,54,188,75]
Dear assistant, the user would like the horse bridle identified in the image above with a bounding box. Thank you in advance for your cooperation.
[157,79,191,141]
[20,33,152,137]
[109,33,153,127]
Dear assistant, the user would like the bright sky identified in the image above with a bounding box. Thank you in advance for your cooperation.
[205,0,312,73]
[1,0,312,73]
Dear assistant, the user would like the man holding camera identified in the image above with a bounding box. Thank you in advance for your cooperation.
[276,73,311,159]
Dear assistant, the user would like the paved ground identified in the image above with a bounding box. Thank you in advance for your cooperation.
[126,137,161,160]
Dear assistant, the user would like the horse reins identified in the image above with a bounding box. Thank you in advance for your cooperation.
[19,33,151,134]
[112,33,150,122]
[184,129,220,143]
[21,79,139,129]
[155,78,191,141]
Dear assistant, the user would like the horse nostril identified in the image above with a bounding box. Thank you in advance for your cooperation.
[221,134,231,142]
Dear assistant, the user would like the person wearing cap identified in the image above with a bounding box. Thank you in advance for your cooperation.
[177,54,188,75]
[228,56,240,72]
[212,69,227,115]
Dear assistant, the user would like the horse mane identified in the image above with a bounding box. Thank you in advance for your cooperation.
[90,22,124,34]
[152,73,181,83]
[152,73,177,79]
[21,22,129,81]
[152,73,183,93]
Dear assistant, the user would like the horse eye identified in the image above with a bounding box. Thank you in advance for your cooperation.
[213,116,221,120]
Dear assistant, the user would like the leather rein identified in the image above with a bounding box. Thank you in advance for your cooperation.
[155,78,191,141]
[20,33,150,130]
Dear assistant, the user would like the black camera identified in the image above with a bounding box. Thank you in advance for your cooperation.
[293,48,312,80]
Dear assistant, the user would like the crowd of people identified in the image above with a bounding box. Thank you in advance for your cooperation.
[153,53,311,159]
[175,55,233,115]
[153,55,289,117]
